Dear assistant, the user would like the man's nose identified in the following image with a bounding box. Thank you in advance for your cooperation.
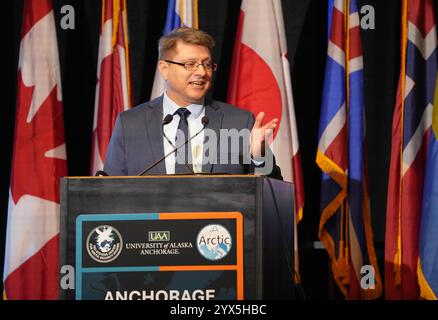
[193,64,207,76]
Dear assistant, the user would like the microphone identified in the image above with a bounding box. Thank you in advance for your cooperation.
[201,116,209,127]
[162,116,195,174]
[95,170,109,176]
[162,114,173,126]
[137,115,209,176]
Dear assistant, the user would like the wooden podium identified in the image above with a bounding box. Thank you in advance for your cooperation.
[59,175,295,300]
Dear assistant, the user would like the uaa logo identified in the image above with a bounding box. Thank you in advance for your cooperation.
[197,224,232,260]
[86,225,123,263]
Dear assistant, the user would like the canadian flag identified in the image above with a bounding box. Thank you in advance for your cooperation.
[228,0,304,222]
[90,0,132,175]
[3,0,67,299]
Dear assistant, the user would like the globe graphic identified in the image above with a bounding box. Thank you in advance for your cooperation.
[197,225,232,260]
[97,239,112,253]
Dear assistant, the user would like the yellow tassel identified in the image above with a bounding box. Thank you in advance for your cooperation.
[393,251,402,285]
[338,261,350,286]
[293,272,301,284]
[112,0,121,48]
[417,258,438,300]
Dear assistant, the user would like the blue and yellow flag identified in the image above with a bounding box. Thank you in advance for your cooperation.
[418,76,438,300]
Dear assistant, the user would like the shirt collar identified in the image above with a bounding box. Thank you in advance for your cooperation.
[163,92,204,120]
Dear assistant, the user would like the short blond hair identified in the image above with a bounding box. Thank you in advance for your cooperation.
[158,27,215,60]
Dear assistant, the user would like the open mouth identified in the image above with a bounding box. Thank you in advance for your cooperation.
[189,81,206,87]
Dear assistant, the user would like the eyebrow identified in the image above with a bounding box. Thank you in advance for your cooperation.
[180,57,212,62]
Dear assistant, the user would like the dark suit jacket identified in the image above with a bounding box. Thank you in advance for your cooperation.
[104,96,282,179]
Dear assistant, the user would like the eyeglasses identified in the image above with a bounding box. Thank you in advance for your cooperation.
[164,60,218,72]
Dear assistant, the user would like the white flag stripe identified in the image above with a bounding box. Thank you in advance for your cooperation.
[408,22,437,60]
[4,193,59,280]
[93,20,113,131]
[405,75,416,99]
[402,103,433,176]
[96,20,113,78]
[92,81,101,131]
[334,0,344,13]
[182,0,193,26]
[282,56,300,156]
[118,45,130,111]
[318,104,347,153]
[349,11,360,29]
[19,12,62,123]
[328,40,346,68]
[349,56,363,74]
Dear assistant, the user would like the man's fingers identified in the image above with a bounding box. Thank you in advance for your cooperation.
[253,112,265,128]
[250,115,277,158]
[263,118,278,130]
[254,118,278,140]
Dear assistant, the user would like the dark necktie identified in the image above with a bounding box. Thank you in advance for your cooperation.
[174,108,192,174]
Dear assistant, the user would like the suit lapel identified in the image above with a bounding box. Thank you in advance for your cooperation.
[203,99,223,173]
[145,96,166,174]
[144,96,223,174]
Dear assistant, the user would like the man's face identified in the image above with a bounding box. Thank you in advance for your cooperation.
[159,41,213,106]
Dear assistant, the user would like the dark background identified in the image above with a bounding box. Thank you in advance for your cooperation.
[0,0,414,299]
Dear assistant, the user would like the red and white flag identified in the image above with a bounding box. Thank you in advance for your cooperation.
[91,0,132,175]
[3,0,67,299]
[385,0,437,299]
[228,0,304,281]
[227,0,304,222]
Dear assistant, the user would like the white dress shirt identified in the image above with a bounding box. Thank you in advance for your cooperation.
[162,92,205,174]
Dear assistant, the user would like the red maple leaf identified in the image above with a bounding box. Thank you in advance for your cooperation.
[11,71,67,204]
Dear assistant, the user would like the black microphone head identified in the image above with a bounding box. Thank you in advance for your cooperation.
[95,170,109,176]
[163,114,173,126]
[201,116,209,126]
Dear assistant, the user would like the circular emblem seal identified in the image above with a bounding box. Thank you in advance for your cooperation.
[86,225,123,263]
[196,224,232,260]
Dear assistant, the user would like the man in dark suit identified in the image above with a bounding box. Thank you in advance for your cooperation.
[104,27,282,179]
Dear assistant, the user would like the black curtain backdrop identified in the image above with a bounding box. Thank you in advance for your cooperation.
[0,0,422,299]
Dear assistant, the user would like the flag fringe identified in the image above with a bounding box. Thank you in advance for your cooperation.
[317,149,349,296]
[296,206,303,223]
[393,0,409,289]
[316,150,347,187]
[319,228,349,297]
[362,178,383,298]
[417,258,438,300]
[112,0,120,47]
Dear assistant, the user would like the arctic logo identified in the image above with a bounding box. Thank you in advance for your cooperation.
[86,225,123,263]
[196,224,232,261]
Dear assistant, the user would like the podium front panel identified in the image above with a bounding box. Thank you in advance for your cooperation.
[60,176,295,300]
[74,211,243,300]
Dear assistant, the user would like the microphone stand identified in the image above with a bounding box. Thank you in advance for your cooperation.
[137,115,209,176]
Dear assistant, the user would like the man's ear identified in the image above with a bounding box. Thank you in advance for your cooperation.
[158,60,168,81]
